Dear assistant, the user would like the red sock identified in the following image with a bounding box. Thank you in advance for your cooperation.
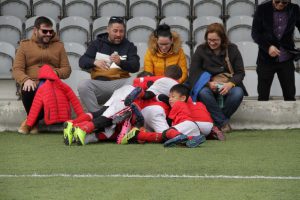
[96,131,119,141]
[73,113,93,124]
[165,128,181,139]
[97,132,107,140]
[137,130,162,143]
[75,121,95,134]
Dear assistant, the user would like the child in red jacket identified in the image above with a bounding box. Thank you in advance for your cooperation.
[118,84,214,148]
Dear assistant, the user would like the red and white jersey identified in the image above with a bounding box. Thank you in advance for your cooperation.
[133,76,163,90]
[134,76,178,116]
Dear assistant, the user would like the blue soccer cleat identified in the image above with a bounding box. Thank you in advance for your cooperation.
[130,103,144,128]
[124,87,142,106]
[164,134,188,147]
[186,135,206,148]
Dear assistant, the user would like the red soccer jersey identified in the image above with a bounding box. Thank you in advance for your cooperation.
[187,98,213,123]
[168,101,192,126]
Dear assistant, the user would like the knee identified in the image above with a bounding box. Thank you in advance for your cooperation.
[229,87,244,101]
[78,79,93,95]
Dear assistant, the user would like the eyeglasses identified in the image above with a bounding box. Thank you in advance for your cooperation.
[207,38,221,43]
[109,16,125,24]
[274,0,289,5]
[40,29,54,34]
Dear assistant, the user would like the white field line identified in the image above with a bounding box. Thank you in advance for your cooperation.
[0,174,299,180]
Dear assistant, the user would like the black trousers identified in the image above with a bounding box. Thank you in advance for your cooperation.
[21,90,44,121]
[256,60,296,101]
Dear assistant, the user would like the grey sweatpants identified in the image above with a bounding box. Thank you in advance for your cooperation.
[77,77,134,112]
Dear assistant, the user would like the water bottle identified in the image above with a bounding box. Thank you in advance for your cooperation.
[216,83,224,108]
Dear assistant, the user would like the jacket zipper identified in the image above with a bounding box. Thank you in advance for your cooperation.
[164,57,166,73]
[50,83,58,121]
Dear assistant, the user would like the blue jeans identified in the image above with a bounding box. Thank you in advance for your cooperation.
[198,87,244,127]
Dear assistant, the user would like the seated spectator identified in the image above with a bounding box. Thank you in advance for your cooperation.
[144,24,188,83]
[78,16,140,112]
[12,16,71,134]
[188,23,248,134]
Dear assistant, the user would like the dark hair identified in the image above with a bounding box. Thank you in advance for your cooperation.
[34,16,53,28]
[164,65,182,80]
[137,71,154,77]
[170,84,190,102]
[154,24,172,39]
[204,23,229,50]
[108,16,125,26]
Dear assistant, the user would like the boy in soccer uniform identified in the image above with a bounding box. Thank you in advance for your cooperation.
[64,65,182,145]
[118,84,214,148]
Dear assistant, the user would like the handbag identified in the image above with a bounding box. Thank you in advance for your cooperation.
[211,48,234,83]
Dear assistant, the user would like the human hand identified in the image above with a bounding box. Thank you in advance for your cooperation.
[268,45,280,57]
[219,82,233,95]
[94,59,109,70]
[110,53,121,65]
[22,79,36,92]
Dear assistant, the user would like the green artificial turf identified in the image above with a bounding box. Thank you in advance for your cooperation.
[0,130,299,200]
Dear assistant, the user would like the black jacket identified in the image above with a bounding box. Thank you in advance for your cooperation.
[79,33,140,73]
[252,1,300,64]
[189,43,248,96]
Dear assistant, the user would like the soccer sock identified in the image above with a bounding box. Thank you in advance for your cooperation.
[84,133,99,144]
[96,131,119,141]
[137,130,162,143]
[75,121,95,134]
[96,132,108,141]
[93,116,113,129]
[165,128,181,139]
[91,106,109,118]
[72,113,93,124]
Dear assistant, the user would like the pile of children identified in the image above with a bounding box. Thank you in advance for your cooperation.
[63,65,225,148]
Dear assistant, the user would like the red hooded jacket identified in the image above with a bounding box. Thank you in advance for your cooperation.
[26,65,84,126]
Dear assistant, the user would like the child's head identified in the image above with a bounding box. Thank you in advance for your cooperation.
[164,65,182,80]
[169,84,190,107]
[136,71,154,77]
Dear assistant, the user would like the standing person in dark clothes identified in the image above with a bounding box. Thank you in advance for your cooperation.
[252,0,300,101]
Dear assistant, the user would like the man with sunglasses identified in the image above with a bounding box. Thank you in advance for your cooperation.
[252,0,300,101]
[78,16,140,112]
[12,16,71,134]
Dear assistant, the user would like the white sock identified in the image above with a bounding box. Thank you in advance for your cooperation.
[84,133,99,144]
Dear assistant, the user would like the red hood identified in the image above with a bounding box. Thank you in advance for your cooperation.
[38,65,59,80]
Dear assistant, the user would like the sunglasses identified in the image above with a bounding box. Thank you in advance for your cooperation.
[109,16,125,24]
[40,29,54,34]
[274,0,289,5]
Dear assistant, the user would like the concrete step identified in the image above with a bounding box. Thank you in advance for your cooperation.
[0,100,299,132]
